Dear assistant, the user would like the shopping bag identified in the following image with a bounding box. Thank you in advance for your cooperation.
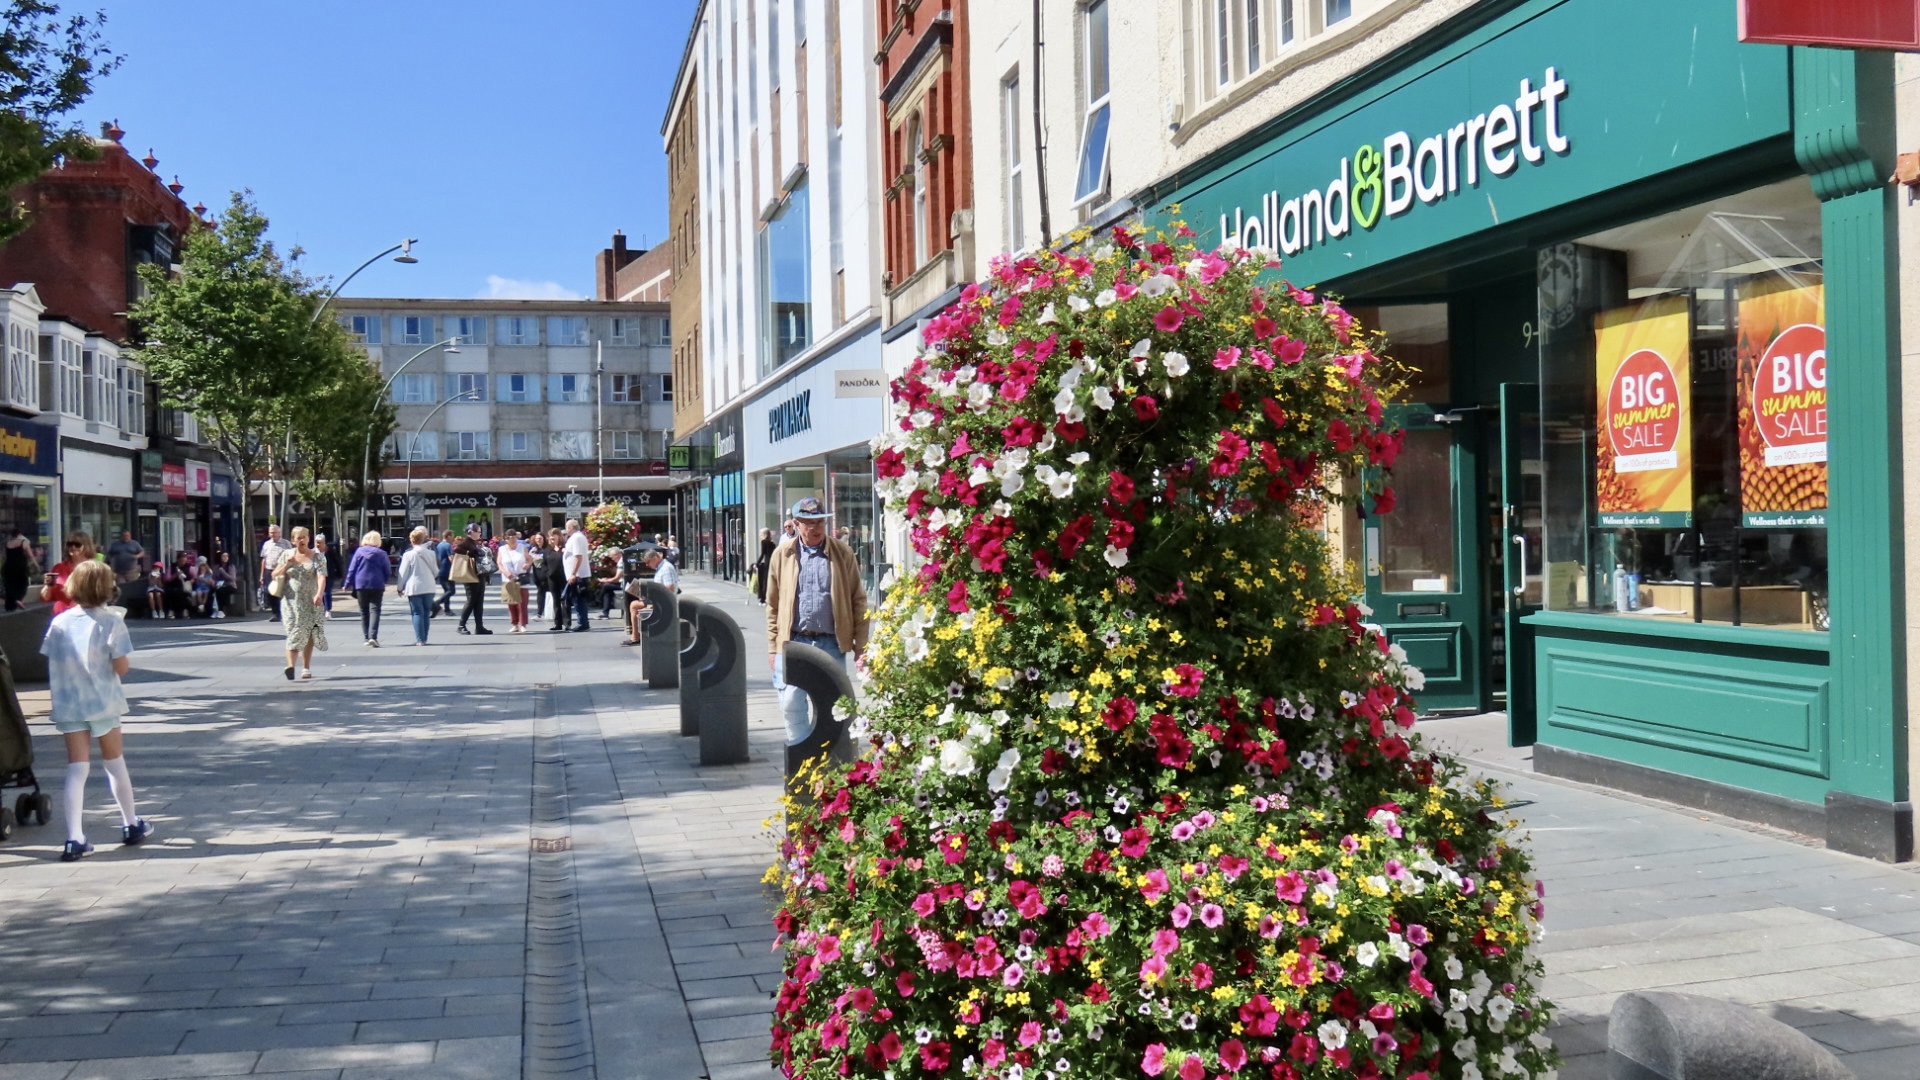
[540,593,553,621]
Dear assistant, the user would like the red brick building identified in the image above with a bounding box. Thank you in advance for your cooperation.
[0,120,201,344]
[878,0,975,328]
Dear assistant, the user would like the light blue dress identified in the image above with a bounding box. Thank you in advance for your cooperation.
[41,606,132,736]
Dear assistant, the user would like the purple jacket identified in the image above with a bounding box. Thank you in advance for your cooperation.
[344,545,391,591]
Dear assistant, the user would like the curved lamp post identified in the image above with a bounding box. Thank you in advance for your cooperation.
[280,239,420,528]
[402,388,484,527]
[360,336,460,537]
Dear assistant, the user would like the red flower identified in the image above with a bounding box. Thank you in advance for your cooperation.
[1219,1038,1249,1073]
[1166,663,1206,697]
[1109,471,1136,504]
[940,833,967,864]
[1262,396,1288,429]
[877,1030,903,1062]
[946,579,969,613]
[896,971,916,997]
[1373,487,1396,514]
[1328,418,1355,452]
[1101,696,1138,731]
[1154,306,1184,333]
[1131,394,1160,421]
[920,1041,951,1072]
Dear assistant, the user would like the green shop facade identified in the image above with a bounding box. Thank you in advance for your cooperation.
[1146,0,1911,860]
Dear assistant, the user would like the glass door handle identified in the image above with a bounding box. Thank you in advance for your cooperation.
[1510,534,1527,598]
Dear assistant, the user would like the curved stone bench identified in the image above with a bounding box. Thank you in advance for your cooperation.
[782,641,855,793]
[1609,991,1853,1080]
[635,581,679,689]
[677,596,717,738]
[688,603,748,765]
[0,605,51,683]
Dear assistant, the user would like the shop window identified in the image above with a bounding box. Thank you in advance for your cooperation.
[1536,177,1827,630]
[1348,303,1450,403]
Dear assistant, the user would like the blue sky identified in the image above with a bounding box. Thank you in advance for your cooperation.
[84,0,701,300]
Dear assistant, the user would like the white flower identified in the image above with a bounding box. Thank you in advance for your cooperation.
[1316,1020,1348,1051]
[1091,386,1115,411]
[1053,388,1077,416]
[1388,641,1407,663]
[1129,338,1153,374]
[1094,243,1115,260]
[1387,933,1411,962]
[1067,451,1090,466]
[987,328,1010,346]
[1047,690,1076,709]
[997,748,1021,770]
[1444,1009,1467,1032]
[904,636,930,662]
[1034,432,1057,455]
[938,740,975,775]
[1460,1065,1483,1080]
[1486,995,1514,1023]
[1163,351,1190,377]
[1444,955,1465,981]
[969,464,992,487]
[1354,942,1380,968]
[1000,473,1026,497]
[1141,273,1176,297]
[1067,294,1092,313]
[1046,471,1075,498]
[968,382,994,412]
[1402,664,1427,691]
[991,499,1012,518]
[923,444,948,468]
[1103,544,1129,568]
[1094,289,1118,308]
[986,766,1012,792]
[1036,303,1059,325]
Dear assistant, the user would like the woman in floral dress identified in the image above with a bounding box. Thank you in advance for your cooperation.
[272,526,328,680]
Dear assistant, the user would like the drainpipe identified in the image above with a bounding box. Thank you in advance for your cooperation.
[1032,0,1052,247]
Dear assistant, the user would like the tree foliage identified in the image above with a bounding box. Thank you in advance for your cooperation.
[0,1,119,246]
[287,320,395,520]
[129,191,361,548]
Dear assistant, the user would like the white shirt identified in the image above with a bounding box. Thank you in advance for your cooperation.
[497,545,529,579]
[653,560,680,591]
[259,536,292,570]
[42,606,131,731]
[563,531,591,581]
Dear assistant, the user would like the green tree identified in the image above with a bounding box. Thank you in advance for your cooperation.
[129,190,340,574]
[287,328,395,537]
[0,2,120,246]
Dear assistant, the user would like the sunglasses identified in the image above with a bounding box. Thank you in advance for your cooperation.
[65,542,81,549]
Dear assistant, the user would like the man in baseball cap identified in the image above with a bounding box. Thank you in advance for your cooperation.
[765,496,868,744]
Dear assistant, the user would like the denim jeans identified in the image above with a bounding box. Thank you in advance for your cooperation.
[356,588,382,641]
[408,593,433,643]
[567,580,592,630]
[776,634,845,745]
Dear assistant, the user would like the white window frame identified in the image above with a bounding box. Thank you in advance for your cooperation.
[391,374,435,403]
[447,430,491,461]
[447,373,488,402]
[607,430,641,459]
[6,322,36,412]
[447,315,488,345]
[605,373,642,403]
[496,316,539,346]
[1002,73,1025,253]
[910,112,929,267]
[392,432,438,462]
[501,430,540,460]
[548,373,592,403]
[340,314,383,344]
[1072,0,1112,207]
[547,316,589,346]
[121,365,147,436]
[609,317,642,346]
[394,314,434,345]
[497,372,539,403]
[655,316,671,346]
[56,337,82,418]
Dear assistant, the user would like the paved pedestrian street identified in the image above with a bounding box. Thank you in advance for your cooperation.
[0,579,1917,1078]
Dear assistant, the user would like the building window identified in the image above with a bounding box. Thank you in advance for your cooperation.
[340,314,383,344]
[1002,74,1025,252]
[45,336,82,418]
[547,316,589,346]
[656,316,672,346]
[391,374,435,403]
[447,431,491,461]
[497,373,539,403]
[608,430,642,459]
[84,347,118,428]
[446,373,487,402]
[394,315,434,345]
[392,432,438,462]
[1324,0,1350,25]
[605,374,642,403]
[496,316,539,346]
[661,373,674,402]
[760,177,813,375]
[1245,0,1262,71]
[446,315,488,345]
[909,113,929,267]
[501,430,540,460]
[609,317,643,346]
[6,323,36,412]
[121,365,146,436]
[1214,0,1231,86]
[548,373,592,403]
[548,430,592,459]
[1074,0,1112,206]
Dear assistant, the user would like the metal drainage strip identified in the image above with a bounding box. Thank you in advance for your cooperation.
[525,685,595,1078]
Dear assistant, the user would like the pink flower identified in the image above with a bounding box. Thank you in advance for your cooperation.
[982,1038,1007,1066]
[1154,306,1184,333]
[1275,871,1307,904]
[1258,914,1282,938]
[1081,912,1113,938]
[1213,346,1242,370]
[1218,855,1249,880]
[1131,394,1160,421]
[878,1031,903,1062]
[1139,954,1169,984]
[1170,821,1196,842]
[1002,962,1024,987]
[1151,928,1181,956]
[846,986,876,1013]
[1220,1038,1249,1072]
[1178,1055,1206,1080]
[911,892,936,918]
[1019,1020,1044,1047]
[1170,902,1192,927]
[820,1014,849,1049]
[1191,961,1214,989]
[1142,1044,1169,1076]
[1200,904,1226,928]
[1140,868,1170,901]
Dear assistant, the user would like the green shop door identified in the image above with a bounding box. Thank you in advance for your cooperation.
[1500,383,1542,744]
[1364,406,1484,713]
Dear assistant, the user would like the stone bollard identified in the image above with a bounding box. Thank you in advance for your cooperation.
[782,641,856,794]
[1608,991,1853,1080]
[690,604,749,765]
[677,596,716,738]
[636,581,680,689]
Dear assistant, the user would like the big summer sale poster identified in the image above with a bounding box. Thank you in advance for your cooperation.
[1736,281,1826,527]
[1594,295,1693,528]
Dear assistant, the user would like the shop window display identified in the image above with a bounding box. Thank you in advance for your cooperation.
[1537,177,1827,629]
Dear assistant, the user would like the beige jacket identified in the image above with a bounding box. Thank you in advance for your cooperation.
[765,536,869,656]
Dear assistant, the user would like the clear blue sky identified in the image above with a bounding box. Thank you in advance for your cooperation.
[84,0,701,300]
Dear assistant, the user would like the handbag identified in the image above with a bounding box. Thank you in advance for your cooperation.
[267,575,284,598]
[449,553,478,584]
[501,579,523,605]
[475,551,497,577]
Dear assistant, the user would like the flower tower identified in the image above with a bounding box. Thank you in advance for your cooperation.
[584,500,642,573]
[772,225,1555,1080]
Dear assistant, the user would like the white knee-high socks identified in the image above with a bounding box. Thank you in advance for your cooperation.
[63,760,89,844]
[101,756,137,826]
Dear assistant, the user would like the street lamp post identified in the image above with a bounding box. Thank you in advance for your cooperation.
[361,336,460,538]
[279,239,419,529]
[402,388,483,527]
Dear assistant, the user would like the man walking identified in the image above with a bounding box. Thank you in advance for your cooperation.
[258,524,292,623]
[764,497,868,743]
[561,518,592,632]
[433,530,456,616]
[106,530,145,582]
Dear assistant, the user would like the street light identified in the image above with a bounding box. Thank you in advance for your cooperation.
[361,336,461,537]
[402,388,484,527]
[280,238,420,528]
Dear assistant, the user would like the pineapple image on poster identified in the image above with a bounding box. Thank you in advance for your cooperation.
[1737,281,1826,527]
[1594,295,1693,527]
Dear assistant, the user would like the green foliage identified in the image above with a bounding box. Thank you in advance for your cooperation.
[288,319,396,507]
[772,225,1556,1080]
[0,2,119,246]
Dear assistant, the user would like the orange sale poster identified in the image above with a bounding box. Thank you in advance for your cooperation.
[1594,295,1693,528]
[1736,281,1826,527]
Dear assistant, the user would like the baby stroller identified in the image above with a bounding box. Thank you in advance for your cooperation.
[0,645,49,841]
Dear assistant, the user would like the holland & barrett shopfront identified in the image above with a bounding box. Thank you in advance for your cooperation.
[1152,0,1909,858]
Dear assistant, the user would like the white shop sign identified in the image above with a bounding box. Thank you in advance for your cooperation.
[62,445,133,498]
[744,331,884,470]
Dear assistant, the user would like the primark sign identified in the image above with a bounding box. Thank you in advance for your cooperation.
[768,389,812,443]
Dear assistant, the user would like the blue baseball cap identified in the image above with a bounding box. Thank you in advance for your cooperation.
[791,497,830,520]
